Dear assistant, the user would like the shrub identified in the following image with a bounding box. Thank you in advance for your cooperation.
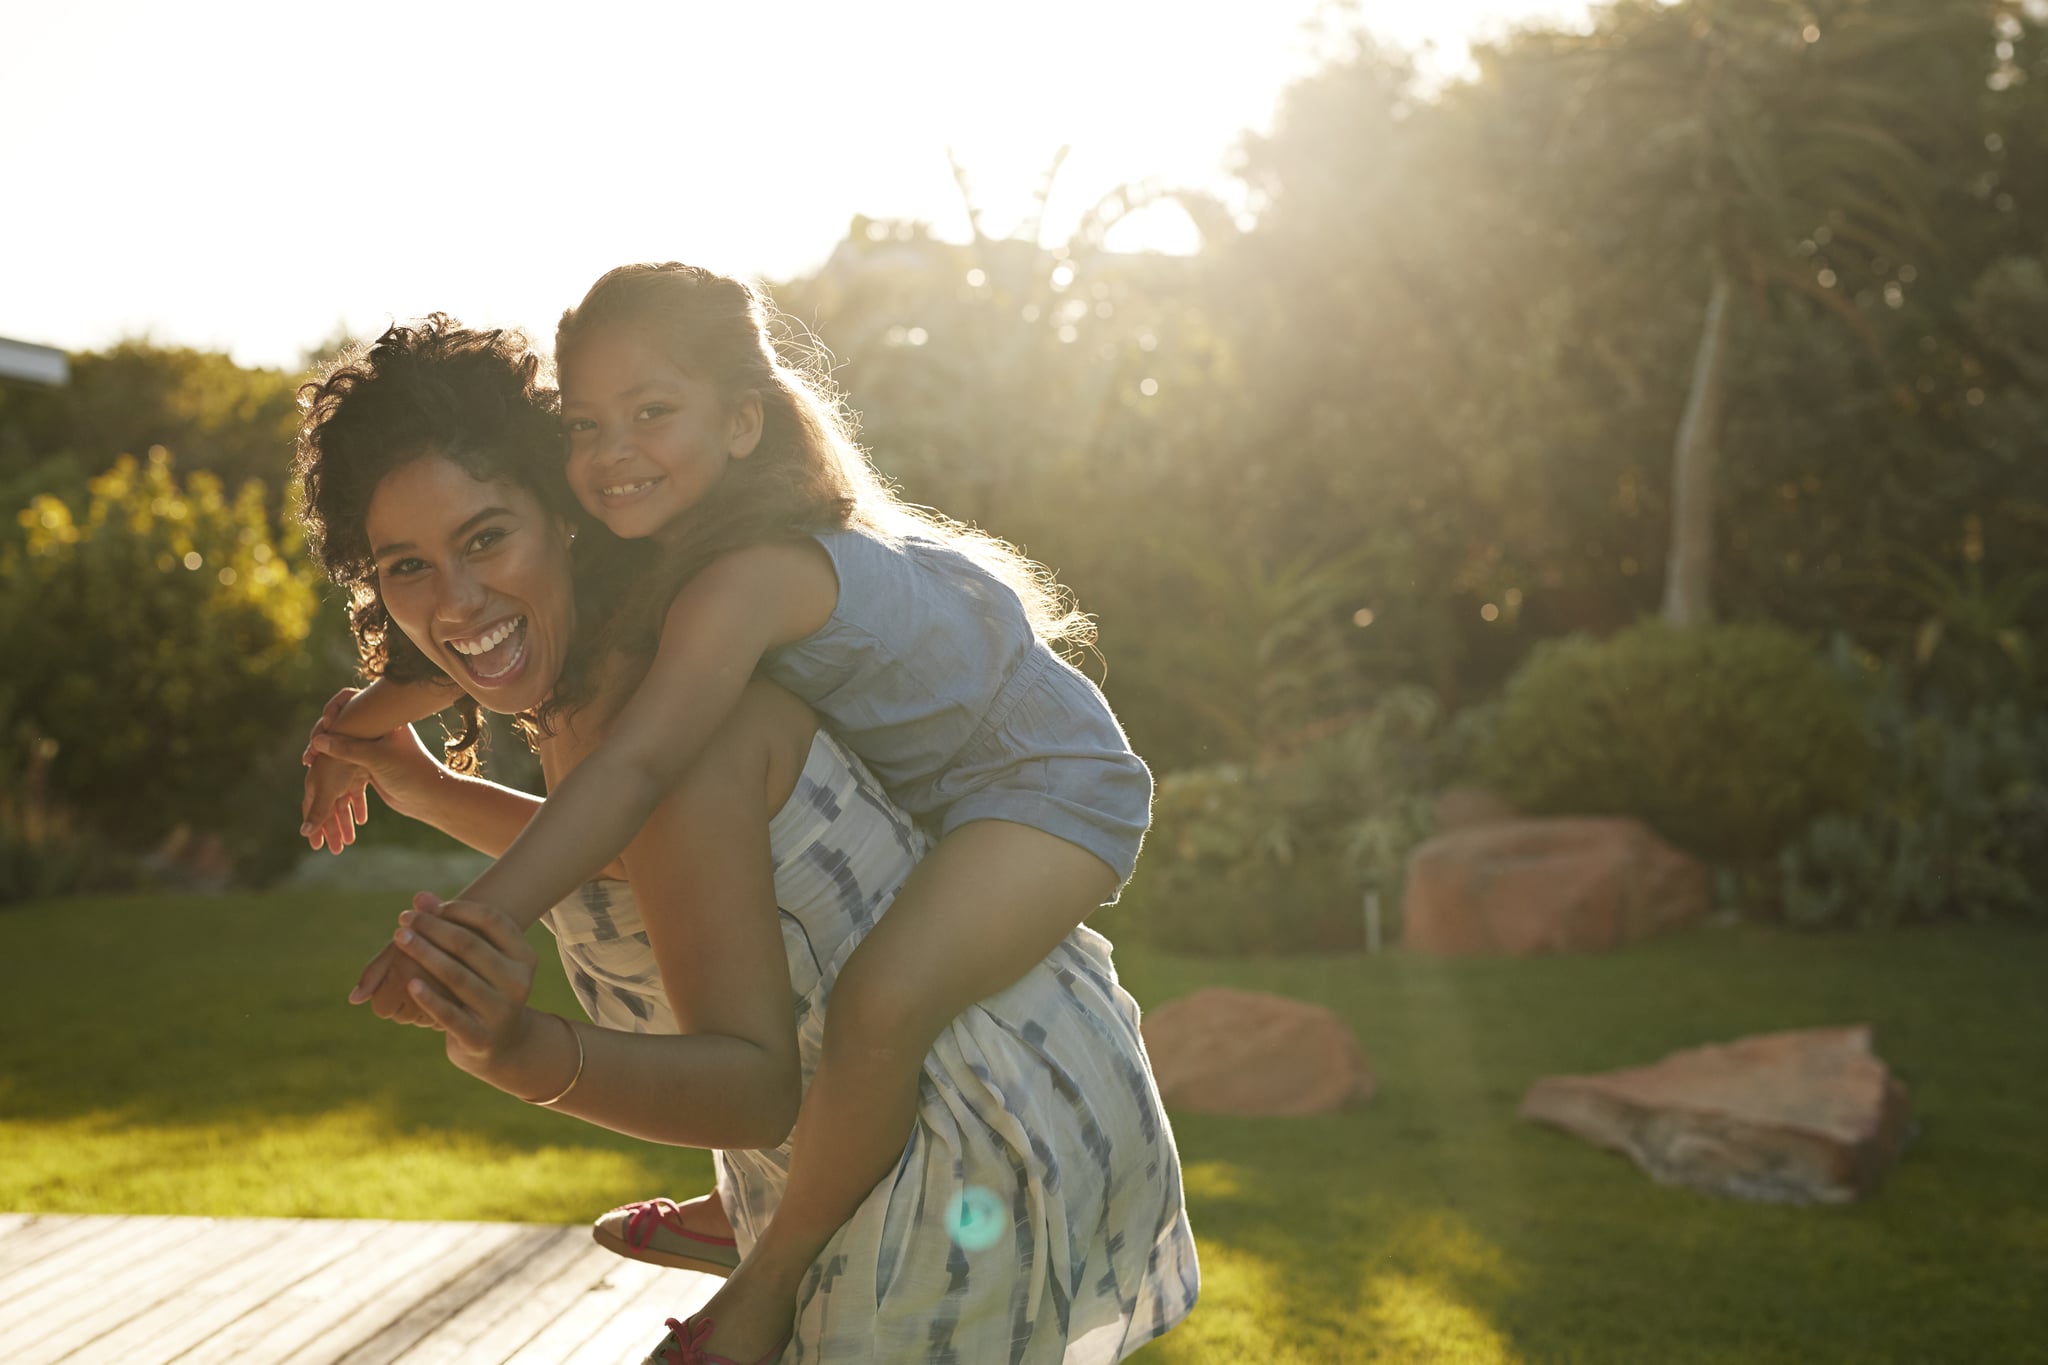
[1475,621,1870,864]
[0,739,131,905]
[1110,687,1443,954]
[0,449,324,876]
[1779,649,2048,926]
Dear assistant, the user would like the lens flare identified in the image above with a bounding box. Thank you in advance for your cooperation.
[944,1185,1006,1252]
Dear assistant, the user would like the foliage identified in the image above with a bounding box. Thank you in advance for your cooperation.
[0,341,303,501]
[1111,688,1444,954]
[1476,621,1869,863]
[0,449,323,875]
[0,739,129,905]
[1778,646,2048,926]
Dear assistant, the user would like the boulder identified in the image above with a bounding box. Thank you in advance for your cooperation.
[142,824,235,893]
[1141,987,1373,1117]
[1401,817,1708,956]
[1519,1025,1915,1203]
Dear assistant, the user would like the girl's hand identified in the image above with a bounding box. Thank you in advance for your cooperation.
[387,893,542,1078]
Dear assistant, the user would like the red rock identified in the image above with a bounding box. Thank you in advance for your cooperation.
[1519,1025,1915,1203]
[1140,987,1373,1117]
[1401,817,1708,956]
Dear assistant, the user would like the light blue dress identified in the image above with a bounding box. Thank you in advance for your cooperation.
[545,731,1199,1363]
[760,526,1152,890]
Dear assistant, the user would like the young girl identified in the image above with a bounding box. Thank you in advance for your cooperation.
[304,263,1156,1361]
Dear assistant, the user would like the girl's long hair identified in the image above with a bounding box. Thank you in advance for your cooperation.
[546,262,1093,724]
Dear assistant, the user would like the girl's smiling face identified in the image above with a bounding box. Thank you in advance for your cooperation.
[558,328,763,541]
[366,453,578,715]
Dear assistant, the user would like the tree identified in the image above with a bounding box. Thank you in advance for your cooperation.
[1533,0,2004,624]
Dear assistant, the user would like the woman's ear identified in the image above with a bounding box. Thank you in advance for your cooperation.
[728,390,765,460]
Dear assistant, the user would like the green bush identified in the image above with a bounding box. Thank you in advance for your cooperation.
[0,740,131,905]
[0,449,324,878]
[1475,621,1870,864]
[1779,649,2048,926]
[1110,687,1443,954]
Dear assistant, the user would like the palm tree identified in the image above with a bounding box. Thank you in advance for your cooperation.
[1546,0,1996,624]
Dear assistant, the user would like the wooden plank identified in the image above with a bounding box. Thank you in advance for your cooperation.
[0,1215,189,1317]
[212,1221,505,1364]
[325,1224,561,1365]
[102,1217,390,1364]
[0,1213,37,1243]
[496,1253,669,1364]
[284,1219,532,1365]
[0,1215,105,1283]
[387,1229,615,1365]
[12,1216,285,1364]
[560,1262,717,1365]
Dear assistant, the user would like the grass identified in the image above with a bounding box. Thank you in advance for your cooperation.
[3,892,2044,1364]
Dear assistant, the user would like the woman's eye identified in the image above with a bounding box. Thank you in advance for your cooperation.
[381,557,427,579]
[468,527,508,554]
[563,418,595,436]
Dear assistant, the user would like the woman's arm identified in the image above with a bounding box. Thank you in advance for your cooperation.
[394,683,811,1149]
[452,539,836,932]
[309,723,551,863]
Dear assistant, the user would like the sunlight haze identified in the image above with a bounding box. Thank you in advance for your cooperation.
[2,0,1588,369]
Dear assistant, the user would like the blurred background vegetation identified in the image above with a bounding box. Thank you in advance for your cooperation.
[2,0,2043,942]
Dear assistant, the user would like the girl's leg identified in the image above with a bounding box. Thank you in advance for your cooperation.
[685,820,1117,1360]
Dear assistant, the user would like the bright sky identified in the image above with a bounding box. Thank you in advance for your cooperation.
[1,0,1587,370]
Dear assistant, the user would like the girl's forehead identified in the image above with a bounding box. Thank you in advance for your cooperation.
[560,329,705,395]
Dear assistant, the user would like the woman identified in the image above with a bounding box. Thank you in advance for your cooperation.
[294,317,1198,1364]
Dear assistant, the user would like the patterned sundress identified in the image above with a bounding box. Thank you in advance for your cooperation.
[543,730,1199,1364]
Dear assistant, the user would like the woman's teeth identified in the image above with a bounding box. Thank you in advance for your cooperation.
[448,617,527,681]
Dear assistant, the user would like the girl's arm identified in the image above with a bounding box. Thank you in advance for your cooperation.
[328,675,462,739]
[451,539,836,932]
[393,683,808,1148]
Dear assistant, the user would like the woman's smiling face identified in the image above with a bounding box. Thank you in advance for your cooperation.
[366,453,577,715]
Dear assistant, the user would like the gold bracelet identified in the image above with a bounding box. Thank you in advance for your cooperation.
[529,1017,585,1108]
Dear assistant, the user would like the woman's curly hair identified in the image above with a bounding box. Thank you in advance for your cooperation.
[294,315,591,772]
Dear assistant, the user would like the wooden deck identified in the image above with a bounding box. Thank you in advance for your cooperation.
[0,1213,718,1364]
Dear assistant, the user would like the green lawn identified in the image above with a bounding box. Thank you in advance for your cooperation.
[3,892,2043,1364]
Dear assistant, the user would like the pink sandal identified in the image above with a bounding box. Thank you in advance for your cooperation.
[594,1197,742,1276]
[645,1314,789,1365]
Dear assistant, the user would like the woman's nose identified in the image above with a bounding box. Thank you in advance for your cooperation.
[435,563,489,620]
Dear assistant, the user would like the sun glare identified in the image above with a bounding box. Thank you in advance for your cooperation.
[2,0,1587,367]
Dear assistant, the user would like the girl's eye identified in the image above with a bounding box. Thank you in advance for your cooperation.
[636,404,672,421]
[563,418,595,436]
[468,527,507,554]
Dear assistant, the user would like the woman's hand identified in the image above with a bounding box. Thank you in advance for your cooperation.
[388,893,551,1085]
[307,718,447,825]
[301,689,371,852]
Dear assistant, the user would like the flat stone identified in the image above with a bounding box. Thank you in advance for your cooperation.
[1401,816,1709,955]
[1141,987,1373,1117]
[1519,1025,1915,1203]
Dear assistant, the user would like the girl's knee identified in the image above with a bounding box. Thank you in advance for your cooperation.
[826,956,946,1059]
